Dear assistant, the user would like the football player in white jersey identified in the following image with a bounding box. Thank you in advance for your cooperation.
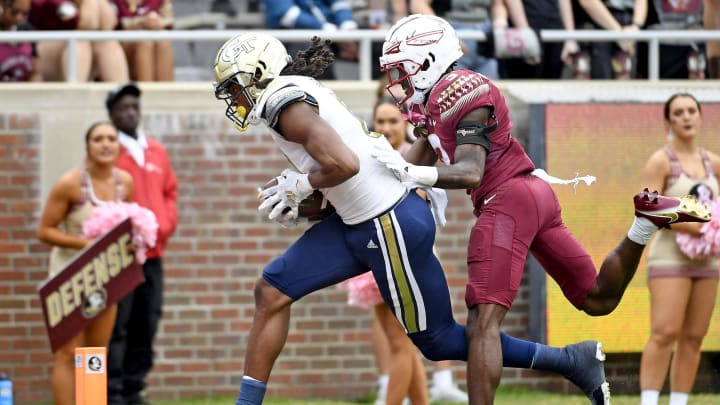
[213,33,609,405]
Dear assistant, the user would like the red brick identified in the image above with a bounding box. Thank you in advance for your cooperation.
[0,243,24,253]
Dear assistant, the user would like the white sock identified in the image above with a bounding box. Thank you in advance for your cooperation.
[377,374,389,400]
[627,217,659,245]
[640,389,660,405]
[432,368,453,388]
[669,392,689,405]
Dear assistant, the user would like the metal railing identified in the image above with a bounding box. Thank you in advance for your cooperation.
[1,29,719,82]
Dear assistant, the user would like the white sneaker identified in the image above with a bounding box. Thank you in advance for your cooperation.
[429,384,469,403]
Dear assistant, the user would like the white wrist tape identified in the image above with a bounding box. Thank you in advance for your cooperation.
[408,165,438,187]
[295,173,314,199]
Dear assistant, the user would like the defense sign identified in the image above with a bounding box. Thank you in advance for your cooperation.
[38,218,144,352]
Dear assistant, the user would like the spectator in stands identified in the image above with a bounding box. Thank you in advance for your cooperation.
[357,0,408,79]
[704,0,719,78]
[496,0,578,79]
[573,0,646,79]
[209,0,236,16]
[0,0,41,81]
[209,0,259,16]
[262,0,359,80]
[109,0,175,81]
[28,0,129,82]
[636,0,705,79]
[37,121,134,405]
[411,0,501,78]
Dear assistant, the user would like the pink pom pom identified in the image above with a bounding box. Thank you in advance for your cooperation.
[82,202,158,264]
[344,272,383,309]
[676,198,720,260]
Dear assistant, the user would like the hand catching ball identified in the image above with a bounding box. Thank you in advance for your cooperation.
[260,178,335,221]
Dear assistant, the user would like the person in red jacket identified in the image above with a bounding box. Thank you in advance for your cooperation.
[105,82,178,405]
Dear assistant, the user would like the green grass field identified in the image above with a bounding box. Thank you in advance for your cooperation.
[34,386,719,404]
[145,386,720,405]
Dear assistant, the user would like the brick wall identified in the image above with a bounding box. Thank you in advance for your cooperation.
[1,83,719,404]
[0,108,539,403]
[0,114,51,404]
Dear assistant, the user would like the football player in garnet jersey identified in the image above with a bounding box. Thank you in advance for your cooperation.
[212,32,637,405]
[373,14,711,405]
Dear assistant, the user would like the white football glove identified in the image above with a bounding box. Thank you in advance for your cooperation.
[258,169,314,222]
[258,175,282,217]
[275,211,305,229]
[370,137,438,186]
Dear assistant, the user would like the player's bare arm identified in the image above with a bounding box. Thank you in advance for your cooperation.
[434,107,490,189]
[434,145,487,189]
[404,136,438,166]
[277,101,360,189]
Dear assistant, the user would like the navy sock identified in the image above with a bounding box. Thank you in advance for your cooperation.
[236,376,267,405]
[500,332,537,368]
[531,343,571,374]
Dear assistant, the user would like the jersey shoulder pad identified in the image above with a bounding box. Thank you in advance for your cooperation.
[428,70,493,122]
[262,79,318,128]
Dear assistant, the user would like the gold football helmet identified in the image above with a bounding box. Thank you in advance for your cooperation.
[213,33,291,131]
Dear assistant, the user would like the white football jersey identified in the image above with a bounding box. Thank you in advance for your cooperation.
[251,76,407,225]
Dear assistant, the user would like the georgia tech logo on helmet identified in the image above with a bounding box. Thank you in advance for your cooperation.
[221,37,257,63]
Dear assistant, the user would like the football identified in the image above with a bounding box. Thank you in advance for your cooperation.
[260,178,335,221]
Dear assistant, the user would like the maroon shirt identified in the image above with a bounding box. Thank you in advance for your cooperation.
[0,24,37,81]
[29,0,80,30]
[109,0,173,30]
[423,69,535,211]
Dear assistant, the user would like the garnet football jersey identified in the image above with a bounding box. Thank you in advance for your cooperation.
[424,69,535,209]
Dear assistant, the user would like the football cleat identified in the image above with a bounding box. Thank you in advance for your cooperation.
[562,341,610,405]
[634,188,711,228]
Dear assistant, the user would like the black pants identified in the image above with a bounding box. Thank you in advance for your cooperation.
[586,9,635,79]
[636,41,706,79]
[108,257,164,404]
[499,41,564,79]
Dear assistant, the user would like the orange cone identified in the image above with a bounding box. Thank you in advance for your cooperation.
[75,347,107,405]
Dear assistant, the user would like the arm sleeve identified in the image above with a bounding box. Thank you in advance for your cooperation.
[162,152,179,240]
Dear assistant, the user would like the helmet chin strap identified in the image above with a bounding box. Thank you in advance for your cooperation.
[408,85,430,105]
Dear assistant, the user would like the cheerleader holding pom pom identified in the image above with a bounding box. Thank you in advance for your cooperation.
[82,201,158,264]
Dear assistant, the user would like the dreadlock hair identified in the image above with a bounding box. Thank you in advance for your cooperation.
[280,36,335,78]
